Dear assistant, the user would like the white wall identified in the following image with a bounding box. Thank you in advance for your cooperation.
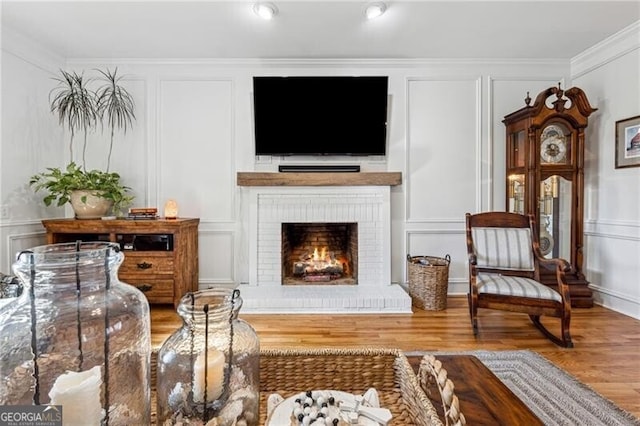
[0,28,65,270]
[2,22,638,319]
[570,22,640,319]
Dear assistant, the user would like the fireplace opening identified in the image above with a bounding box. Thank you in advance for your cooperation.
[281,223,357,285]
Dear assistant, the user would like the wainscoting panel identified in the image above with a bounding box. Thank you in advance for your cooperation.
[158,78,234,221]
[8,231,46,254]
[406,77,480,222]
[4,229,47,272]
[196,227,235,287]
[584,220,640,319]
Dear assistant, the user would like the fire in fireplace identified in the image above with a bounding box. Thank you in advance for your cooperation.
[281,223,357,285]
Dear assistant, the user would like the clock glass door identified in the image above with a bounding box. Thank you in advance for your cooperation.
[511,130,526,168]
[539,175,572,260]
[508,174,525,214]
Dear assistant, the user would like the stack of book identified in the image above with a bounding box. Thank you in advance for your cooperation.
[127,207,158,220]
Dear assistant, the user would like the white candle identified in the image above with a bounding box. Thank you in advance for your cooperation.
[49,365,104,426]
[192,349,225,403]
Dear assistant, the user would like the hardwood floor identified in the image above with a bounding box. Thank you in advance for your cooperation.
[150,296,640,418]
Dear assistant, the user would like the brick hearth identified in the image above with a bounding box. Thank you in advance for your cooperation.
[238,176,411,313]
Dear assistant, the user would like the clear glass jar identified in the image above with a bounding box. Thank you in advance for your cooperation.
[0,241,151,426]
[157,288,259,425]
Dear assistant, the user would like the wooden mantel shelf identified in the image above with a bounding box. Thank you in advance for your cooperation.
[237,172,402,187]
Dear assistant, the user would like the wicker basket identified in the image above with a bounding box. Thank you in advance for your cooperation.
[260,348,443,426]
[152,348,443,426]
[407,254,451,311]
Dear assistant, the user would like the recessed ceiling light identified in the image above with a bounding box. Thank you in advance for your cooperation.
[253,2,278,20]
[365,2,387,20]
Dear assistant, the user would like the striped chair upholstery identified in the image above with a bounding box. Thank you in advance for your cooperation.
[476,273,562,302]
[465,212,573,347]
[471,227,534,271]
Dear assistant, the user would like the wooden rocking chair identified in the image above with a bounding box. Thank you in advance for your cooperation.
[465,211,573,347]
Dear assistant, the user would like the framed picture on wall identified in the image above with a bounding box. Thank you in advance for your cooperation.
[615,115,640,168]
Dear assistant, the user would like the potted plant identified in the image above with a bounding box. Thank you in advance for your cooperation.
[30,68,136,218]
[30,162,133,218]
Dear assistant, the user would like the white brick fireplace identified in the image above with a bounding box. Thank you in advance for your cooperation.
[239,182,411,313]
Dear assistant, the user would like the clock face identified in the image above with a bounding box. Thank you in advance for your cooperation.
[540,124,568,164]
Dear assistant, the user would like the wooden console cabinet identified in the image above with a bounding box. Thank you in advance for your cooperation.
[42,218,200,307]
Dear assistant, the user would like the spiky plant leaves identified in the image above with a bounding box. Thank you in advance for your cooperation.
[49,70,98,169]
[95,67,136,171]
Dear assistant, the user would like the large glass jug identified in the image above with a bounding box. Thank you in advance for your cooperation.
[0,241,151,426]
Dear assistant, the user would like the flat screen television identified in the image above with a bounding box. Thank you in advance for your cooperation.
[253,76,388,156]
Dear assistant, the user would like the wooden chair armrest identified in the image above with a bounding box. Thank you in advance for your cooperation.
[536,256,572,305]
[537,256,571,272]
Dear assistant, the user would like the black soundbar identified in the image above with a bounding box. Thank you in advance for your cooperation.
[278,165,361,173]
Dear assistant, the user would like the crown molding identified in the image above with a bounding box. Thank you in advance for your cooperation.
[65,57,567,68]
[571,20,640,79]
[1,26,64,73]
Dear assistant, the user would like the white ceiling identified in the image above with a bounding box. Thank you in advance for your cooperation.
[2,1,639,60]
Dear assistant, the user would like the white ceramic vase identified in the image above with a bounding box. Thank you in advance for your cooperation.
[69,190,113,219]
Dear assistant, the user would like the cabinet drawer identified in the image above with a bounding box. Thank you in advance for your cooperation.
[123,278,174,304]
[120,253,174,275]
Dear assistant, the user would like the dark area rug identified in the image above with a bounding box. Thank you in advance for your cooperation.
[407,349,640,426]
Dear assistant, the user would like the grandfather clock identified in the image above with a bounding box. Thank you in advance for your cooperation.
[503,84,597,307]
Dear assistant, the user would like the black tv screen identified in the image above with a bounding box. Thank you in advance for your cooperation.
[253,76,388,156]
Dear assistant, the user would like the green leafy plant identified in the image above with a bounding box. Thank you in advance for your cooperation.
[95,67,136,172]
[29,162,133,215]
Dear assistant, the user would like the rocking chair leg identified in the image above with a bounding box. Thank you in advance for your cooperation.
[561,314,573,348]
[468,293,478,335]
[529,315,573,348]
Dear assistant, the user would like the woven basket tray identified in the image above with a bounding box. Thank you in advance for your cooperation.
[260,347,442,426]
[407,255,451,311]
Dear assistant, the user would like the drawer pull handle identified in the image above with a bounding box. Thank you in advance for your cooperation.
[136,284,152,293]
[137,262,152,269]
